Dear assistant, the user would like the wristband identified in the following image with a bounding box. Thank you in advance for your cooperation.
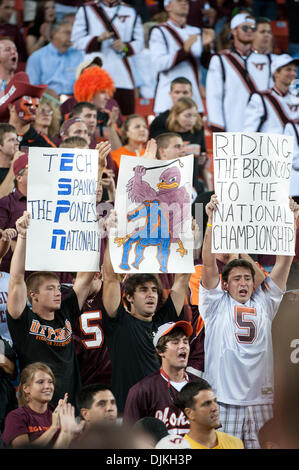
[207,223,212,228]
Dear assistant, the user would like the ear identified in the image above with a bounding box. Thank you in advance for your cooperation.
[30,290,38,303]
[80,408,89,421]
[222,281,228,291]
[184,407,194,421]
[126,294,134,305]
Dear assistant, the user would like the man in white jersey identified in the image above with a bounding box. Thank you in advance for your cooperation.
[206,13,274,132]
[244,54,299,133]
[70,0,145,116]
[148,0,214,115]
[198,193,299,448]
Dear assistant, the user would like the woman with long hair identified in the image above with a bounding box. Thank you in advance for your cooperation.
[110,114,149,172]
[26,0,56,56]
[2,362,83,448]
[166,97,212,193]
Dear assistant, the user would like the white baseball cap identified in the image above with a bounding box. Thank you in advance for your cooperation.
[230,13,256,30]
[271,53,299,76]
[155,434,191,449]
[153,321,193,348]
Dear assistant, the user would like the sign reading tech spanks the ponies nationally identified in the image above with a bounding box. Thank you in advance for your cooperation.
[213,132,295,255]
[26,147,101,271]
[110,154,195,273]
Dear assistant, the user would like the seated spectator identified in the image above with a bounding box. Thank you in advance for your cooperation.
[0,335,17,445]
[26,0,57,56]
[0,72,46,145]
[0,0,27,63]
[73,66,122,150]
[59,117,90,147]
[70,102,98,149]
[176,379,244,449]
[133,417,169,449]
[77,384,118,428]
[110,114,148,173]
[2,362,83,448]
[0,123,19,184]
[25,18,84,97]
[165,97,211,193]
[149,77,193,140]
[0,152,27,274]
[0,39,18,99]
[21,92,62,149]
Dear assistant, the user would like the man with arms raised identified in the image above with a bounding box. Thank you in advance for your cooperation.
[198,193,299,448]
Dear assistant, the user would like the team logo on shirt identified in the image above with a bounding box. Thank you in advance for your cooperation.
[29,319,72,346]
[117,15,130,23]
[252,62,266,71]
[287,103,299,112]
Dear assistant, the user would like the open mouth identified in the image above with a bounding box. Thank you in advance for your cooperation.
[178,352,187,360]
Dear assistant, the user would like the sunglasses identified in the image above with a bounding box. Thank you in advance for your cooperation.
[241,25,256,32]
[38,108,54,116]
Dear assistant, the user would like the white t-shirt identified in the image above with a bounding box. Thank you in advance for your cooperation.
[198,276,283,406]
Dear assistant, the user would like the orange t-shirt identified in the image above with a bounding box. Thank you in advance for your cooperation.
[110,146,146,169]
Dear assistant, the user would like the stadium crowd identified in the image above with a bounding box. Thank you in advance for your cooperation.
[0,0,299,450]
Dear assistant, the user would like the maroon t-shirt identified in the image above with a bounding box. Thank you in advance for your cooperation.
[73,289,112,387]
[123,369,198,435]
[2,405,56,447]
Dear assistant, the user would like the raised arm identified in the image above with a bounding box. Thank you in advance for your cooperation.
[270,197,299,290]
[201,194,220,290]
[170,273,191,317]
[6,212,29,319]
[102,210,121,317]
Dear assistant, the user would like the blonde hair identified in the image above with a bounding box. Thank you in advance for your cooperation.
[38,94,62,138]
[18,362,55,407]
[166,97,202,134]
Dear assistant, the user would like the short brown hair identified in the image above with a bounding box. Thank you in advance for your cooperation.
[18,362,55,407]
[155,132,182,159]
[0,123,17,145]
[26,271,60,304]
[59,136,89,148]
[221,259,255,284]
[123,274,164,311]
[155,327,188,365]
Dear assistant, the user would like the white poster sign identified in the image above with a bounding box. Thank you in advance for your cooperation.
[110,154,195,273]
[26,147,101,271]
[212,132,295,255]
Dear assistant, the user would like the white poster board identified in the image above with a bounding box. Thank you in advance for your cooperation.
[26,147,101,271]
[213,132,295,255]
[110,154,195,273]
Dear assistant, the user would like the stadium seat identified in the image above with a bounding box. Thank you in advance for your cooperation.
[271,20,289,53]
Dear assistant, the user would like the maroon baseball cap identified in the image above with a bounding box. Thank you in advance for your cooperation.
[13,152,28,176]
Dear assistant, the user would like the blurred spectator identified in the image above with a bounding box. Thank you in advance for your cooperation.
[0,152,27,274]
[149,0,214,115]
[20,92,61,149]
[252,16,273,54]
[133,417,169,449]
[0,336,17,446]
[165,97,211,194]
[0,123,19,184]
[206,13,274,132]
[0,0,27,63]
[285,122,299,205]
[149,77,192,139]
[70,102,97,147]
[0,227,17,346]
[26,0,56,56]
[286,0,299,58]
[251,0,277,21]
[0,39,18,99]
[26,18,84,96]
[71,0,145,116]
[60,117,90,147]
[54,1,81,23]
[110,114,148,172]
[244,54,299,133]
[73,66,122,150]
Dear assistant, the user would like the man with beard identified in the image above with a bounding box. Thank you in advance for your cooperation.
[206,12,274,132]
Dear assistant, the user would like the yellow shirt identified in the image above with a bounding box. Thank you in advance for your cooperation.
[184,431,244,449]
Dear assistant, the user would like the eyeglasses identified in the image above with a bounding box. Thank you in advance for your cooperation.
[241,25,256,32]
[38,108,54,116]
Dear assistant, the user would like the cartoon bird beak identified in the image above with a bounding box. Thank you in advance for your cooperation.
[157,182,179,190]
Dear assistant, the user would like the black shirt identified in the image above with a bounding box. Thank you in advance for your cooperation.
[102,295,184,412]
[7,289,81,407]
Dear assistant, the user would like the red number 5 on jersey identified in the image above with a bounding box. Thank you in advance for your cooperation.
[234,305,257,344]
[79,311,104,349]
